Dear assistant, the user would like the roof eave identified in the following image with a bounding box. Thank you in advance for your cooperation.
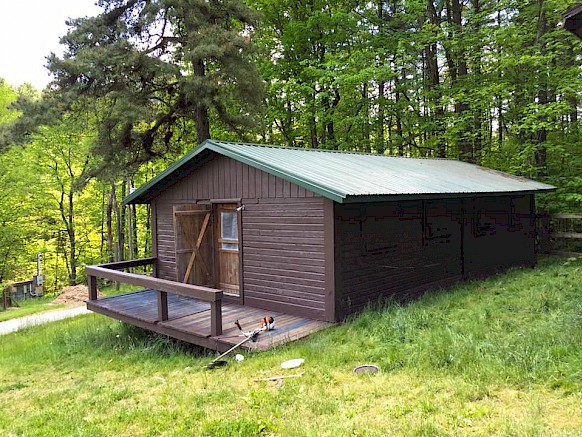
[342,188,557,203]
[124,141,214,204]
[205,141,346,203]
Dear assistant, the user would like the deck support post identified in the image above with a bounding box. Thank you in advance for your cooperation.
[157,291,168,321]
[88,275,98,301]
[210,300,222,336]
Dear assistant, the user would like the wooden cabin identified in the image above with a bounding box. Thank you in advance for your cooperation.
[564,4,582,39]
[86,140,555,351]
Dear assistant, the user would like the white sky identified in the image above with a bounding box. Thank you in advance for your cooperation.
[0,0,101,90]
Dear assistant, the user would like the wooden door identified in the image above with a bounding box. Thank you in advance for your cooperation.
[173,204,214,286]
[214,203,241,297]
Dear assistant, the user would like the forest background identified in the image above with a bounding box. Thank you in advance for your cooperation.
[0,0,580,293]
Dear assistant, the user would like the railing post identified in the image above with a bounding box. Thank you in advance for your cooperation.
[157,290,168,321]
[88,275,98,300]
[210,300,222,336]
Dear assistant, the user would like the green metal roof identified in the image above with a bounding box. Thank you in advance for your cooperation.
[125,140,556,204]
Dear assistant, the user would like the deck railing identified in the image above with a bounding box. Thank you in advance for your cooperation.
[86,258,223,336]
[536,212,582,258]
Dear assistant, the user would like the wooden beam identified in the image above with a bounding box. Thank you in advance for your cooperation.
[551,213,582,220]
[549,250,582,258]
[157,290,168,321]
[552,232,582,240]
[88,275,98,300]
[86,301,223,351]
[210,300,222,336]
[85,265,223,302]
[173,210,210,216]
[97,257,156,270]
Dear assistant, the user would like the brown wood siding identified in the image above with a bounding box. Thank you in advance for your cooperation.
[154,198,177,282]
[242,198,326,320]
[463,195,535,277]
[334,196,537,321]
[152,153,327,320]
[334,200,463,321]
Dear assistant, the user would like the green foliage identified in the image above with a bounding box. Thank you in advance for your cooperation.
[0,79,18,125]
[251,0,582,208]
[45,0,265,177]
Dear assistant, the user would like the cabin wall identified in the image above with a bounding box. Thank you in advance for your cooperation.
[151,154,327,320]
[333,195,536,321]
[333,200,463,321]
[463,195,535,277]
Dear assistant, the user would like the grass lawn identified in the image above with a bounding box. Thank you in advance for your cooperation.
[1,256,581,436]
[0,296,65,323]
[0,283,141,323]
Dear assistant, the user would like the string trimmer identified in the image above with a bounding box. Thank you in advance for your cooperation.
[206,316,275,369]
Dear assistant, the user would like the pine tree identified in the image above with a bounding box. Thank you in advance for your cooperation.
[44,0,265,174]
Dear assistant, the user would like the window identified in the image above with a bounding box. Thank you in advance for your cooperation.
[221,211,239,251]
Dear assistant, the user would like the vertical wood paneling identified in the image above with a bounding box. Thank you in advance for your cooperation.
[283,179,291,198]
[242,163,249,198]
[254,166,261,198]
[213,161,219,198]
[237,161,244,198]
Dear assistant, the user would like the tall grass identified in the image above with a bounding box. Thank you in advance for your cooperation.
[1,256,581,436]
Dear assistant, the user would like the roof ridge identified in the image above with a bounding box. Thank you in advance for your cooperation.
[209,140,455,161]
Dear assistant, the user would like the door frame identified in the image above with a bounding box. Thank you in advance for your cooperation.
[211,199,243,304]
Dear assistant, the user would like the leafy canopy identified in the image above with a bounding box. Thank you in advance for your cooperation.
[13,0,265,178]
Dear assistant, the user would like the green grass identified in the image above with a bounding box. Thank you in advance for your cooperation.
[1,256,581,436]
[99,282,143,296]
[0,295,65,322]
[0,283,141,323]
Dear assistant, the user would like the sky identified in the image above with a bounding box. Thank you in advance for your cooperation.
[0,0,101,90]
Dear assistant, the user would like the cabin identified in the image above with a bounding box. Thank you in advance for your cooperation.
[86,140,555,351]
[564,4,582,39]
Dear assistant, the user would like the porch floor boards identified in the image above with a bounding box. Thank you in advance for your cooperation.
[87,289,330,352]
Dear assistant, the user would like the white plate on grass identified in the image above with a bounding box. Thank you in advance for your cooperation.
[281,358,304,369]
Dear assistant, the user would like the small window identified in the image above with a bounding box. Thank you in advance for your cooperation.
[221,211,239,251]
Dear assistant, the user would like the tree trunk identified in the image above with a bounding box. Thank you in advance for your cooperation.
[68,188,76,285]
[107,184,114,263]
[448,0,473,162]
[396,87,404,156]
[100,187,105,259]
[534,1,548,177]
[194,59,211,143]
[111,181,124,262]
[426,0,445,157]
[377,80,385,154]
[376,0,386,155]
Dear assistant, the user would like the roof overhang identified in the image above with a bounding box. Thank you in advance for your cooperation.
[564,4,582,39]
[125,140,557,205]
[343,189,556,204]
[125,140,348,204]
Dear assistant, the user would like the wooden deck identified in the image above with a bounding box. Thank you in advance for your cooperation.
[87,289,330,352]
